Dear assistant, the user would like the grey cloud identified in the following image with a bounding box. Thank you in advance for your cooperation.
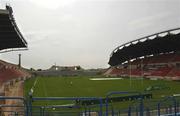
[0,0,180,69]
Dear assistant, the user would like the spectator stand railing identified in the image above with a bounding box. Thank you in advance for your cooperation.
[28,93,103,116]
[157,96,177,116]
[105,91,144,116]
[0,96,28,116]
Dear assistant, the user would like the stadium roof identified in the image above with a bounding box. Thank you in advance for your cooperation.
[0,5,27,53]
[109,28,180,66]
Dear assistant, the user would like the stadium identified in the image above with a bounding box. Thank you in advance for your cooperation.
[106,28,180,80]
[0,2,180,116]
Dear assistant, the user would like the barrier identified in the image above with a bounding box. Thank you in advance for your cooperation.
[28,95,103,116]
[0,93,179,116]
[0,96,28,116]
[80,93,152,105]
[105,91,144,116]
[157,96,177,116]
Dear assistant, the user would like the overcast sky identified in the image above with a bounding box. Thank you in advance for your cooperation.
[0,0,180,69]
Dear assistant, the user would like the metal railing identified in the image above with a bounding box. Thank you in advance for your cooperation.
[0,92,180,116]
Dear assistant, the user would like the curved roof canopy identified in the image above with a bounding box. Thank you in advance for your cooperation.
[109,28,180,66]
[0,5,27,53]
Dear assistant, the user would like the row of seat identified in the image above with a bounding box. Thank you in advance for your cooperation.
[106,53,180,80]
[0,60,30,84]
[106,67,180,80]
[131,53,180,65]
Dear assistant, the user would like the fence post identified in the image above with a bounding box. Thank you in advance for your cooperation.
[40,107,42,116]
[169,105,172,114]
[146,108,150,116]
[128,106,131,116]
[174,99,177,116]
[106,97,109,116]
[40,106,45,116]
[28,92,33,116]
[84,106,87,116]
[165,107,168,114]
[111,105,114,116]
[88,107,91,116]
[24,99,29,116]
[15,112,18,116]
[139,96,144,116]
[177,101,179,112]
[157,103,160,116]
[99,98,103,116]
[118,110,121,116]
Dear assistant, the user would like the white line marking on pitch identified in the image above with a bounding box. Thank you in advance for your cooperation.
[30,77,39,94]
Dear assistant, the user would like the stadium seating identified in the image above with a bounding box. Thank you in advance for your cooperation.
[166,68,180,80]
[105,53,180,80]
[0,60,30,84]
[130,69,141,76]
[150,67,172,77]
[172,54,180,62]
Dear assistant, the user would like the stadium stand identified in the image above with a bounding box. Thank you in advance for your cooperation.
[0,5,29,84]
[0,6,27,52]
[106,28,180,80]
[0,60,30,83]
[1,4,180,116]
[0,5,30,116]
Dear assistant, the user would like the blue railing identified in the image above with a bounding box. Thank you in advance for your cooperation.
[0,92,180,116]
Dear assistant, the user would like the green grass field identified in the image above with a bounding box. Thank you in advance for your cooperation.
[24,76,180,109]
[24,76,180,112]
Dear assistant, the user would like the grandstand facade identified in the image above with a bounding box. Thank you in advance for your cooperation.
[106,28,180,80]
[0,5,27,53]
[0,5,29,85]
[0,5,30,116]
